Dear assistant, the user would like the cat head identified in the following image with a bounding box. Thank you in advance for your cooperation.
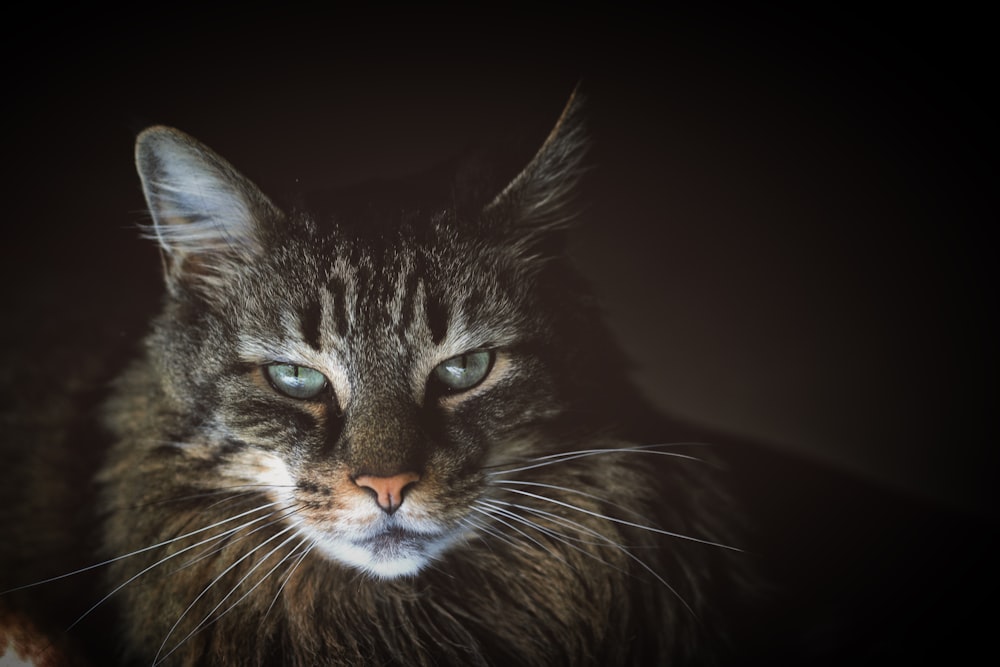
[132,91,621,578]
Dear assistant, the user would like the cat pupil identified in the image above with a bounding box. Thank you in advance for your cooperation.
[265,363,328,399]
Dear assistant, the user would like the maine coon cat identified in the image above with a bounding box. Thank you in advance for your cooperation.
[1,92,748,665]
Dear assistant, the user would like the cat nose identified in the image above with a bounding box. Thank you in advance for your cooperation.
[353,472,421,515]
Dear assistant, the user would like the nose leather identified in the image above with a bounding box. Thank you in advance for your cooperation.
[353,472,421,514]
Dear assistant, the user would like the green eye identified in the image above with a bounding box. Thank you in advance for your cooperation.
[432,350,494,392]
[264,364,328,399]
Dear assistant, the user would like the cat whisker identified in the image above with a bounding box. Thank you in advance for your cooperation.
[495,483,742,552]
[481,501,631,568]
[201,490,278,512]
[1,500,284,596]
[474,498,627,574]
[153,524,303,666]
[498,499,698,618]
[205,535,310,630]
[458,514,526,554]
[63,504,289,632]
[156,492,296,564]
[262,540,315,622]
[493,478,670,528]
[100,486,263,515]
[168,504,305,576]
[478,498,628,549]
[486,444,709,477]
[474,500,631,581]
[150,486,291,509]
[457,515,502,544]
[469,503,570,566]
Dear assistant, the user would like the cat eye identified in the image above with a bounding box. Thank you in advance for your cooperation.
[264,363,329,400]
[431,350,494,393]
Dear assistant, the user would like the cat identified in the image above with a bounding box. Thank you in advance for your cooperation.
[1,91,751,666]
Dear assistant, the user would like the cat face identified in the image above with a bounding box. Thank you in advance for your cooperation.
[133,94,589,578]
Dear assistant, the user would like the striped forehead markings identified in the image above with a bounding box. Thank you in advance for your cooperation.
[425,291,449,345]
[295,261,450,351]
[328,276,350,338]
[396,270,421,340]
[300,300,323,351]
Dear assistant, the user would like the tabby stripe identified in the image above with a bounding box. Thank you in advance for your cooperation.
[397,271,420,338]
[329,276,349,337]
[425,290,449,345]
[299,300,323,351]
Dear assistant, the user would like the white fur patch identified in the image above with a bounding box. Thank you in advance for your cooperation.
[218,450,297,503]
[309,526,461,579]
[304,498,461,579]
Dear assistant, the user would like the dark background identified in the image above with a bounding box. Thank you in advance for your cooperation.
[5,6,993,511]
[1,5,995,661]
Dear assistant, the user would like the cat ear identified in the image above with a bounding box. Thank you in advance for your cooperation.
[135,126,282,297]
[482,86,589,254]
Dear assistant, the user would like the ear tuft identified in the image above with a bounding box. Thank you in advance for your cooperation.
[483,86,589,247]
[135,126,281,296]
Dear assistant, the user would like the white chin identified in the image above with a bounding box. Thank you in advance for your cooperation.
[314,537,432,579]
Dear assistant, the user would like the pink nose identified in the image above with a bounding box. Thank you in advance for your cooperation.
[353,472,421,514]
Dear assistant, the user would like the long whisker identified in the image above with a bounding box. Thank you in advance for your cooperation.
[263,542,314,621]
[470,503,569,565]
[460,511,532,554]
[475,500,630,579]
[490,479,663,533]
[509,500,697,618]
[495,484,741,552]
[202,490,281,512]
[478,498,615,548]
[459,515,517,550]
[194,536,309,637]
[153,525,302,665]
[124,485,289,512]
[485,443,711,476]
[169,505,304,575]
[1,500,283,596]
[63,505,287,632]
